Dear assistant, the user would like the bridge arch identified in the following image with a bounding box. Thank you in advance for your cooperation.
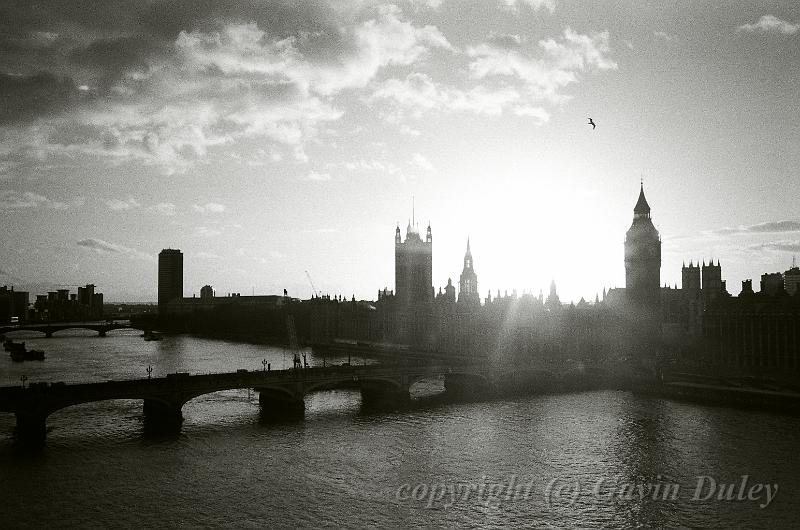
[302,375,403,396]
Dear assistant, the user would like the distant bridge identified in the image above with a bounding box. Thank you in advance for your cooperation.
[0,320,140,338]
[0,363,509,444]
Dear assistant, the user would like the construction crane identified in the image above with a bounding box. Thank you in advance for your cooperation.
[304,270,319,298]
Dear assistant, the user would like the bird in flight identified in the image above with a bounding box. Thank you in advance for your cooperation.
[588,117,596,129]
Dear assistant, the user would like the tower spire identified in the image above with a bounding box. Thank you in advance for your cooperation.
[412,196,415,228]
[634,182,651,218]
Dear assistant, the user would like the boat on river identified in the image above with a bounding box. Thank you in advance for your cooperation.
[6,341,45,361]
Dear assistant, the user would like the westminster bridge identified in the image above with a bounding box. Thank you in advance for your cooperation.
[0,362,541,444]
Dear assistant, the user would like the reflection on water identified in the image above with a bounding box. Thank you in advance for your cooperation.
[1,332,798,528]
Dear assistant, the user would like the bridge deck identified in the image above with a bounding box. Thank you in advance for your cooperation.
[0,364,487,414]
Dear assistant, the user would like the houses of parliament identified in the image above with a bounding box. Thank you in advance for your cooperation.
[307,184,800,374]
[155,185,800,376]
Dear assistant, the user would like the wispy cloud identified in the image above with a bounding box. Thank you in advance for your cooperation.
[714,220,800,235]
[747,240,800,253]
[77,238,155,262]
[738,15,799,35]
[304,171,332,182]
[502,0,556,13]
[192,202,226,214]
[343,159,402,176]
[0,190,74,210]
[654,31,676,42]
[106,196,140,211]
[411,153,436,172]
[194,226,222,237]
[152,202,177,216]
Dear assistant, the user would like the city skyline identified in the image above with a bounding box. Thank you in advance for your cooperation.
[1,1,799,302]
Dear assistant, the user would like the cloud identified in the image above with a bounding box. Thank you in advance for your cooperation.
[469,28,617,101]
[715,220,800,235]
[654,31,676,41]
[411,153,435,172]
[152,202,177,216]
[370,72,549,122]
[174,10,452,96]
[371,26,612,126]
[106,196,140,211]
[195,251,221,260]
[77,238,154,261]
[0,189,70,209]
[192,202,226,213]
[343,159,402,175]
[194,226,222,237]
[0,5,453,173]
[738,15,798,35]
[304,171,332,181]
[747,240,800,253]
[501,0,556,13]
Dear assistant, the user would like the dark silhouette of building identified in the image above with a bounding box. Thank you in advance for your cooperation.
[443,278,456,303]
[625,184,661,310]
[701,259,727,302]
[28,285,102,321]
[545,280,560,312]
[623,184,662,343]
[394,219,433,306]
[682,261,700,291]
[158,249,184,311]
[785,258,800,296]
[200,285,214,301]
[703,277,800,373]
[761,272,784,297]
[0,286,29,323]
[458,238,479,306]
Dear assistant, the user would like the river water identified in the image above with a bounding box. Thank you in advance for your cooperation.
[1,330,798,528]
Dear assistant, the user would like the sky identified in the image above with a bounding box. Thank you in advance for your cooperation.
[0,0,799,303]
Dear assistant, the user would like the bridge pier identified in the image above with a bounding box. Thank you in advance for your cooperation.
[360,381,410,407]
[257,388,305,421]
[143,399,183,429]
[45,331,53,338]
[98,328,107,337]
[14,410,47,446]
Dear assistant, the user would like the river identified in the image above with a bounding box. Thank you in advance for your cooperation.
[1,330,798,528]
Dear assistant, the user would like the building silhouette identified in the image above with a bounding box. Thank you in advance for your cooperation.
[681,261,701,292]
[624,184,661,311]
[783,258,800,296]
[27,285,102,321]
[458,239,479,306]
[0,286,29,323]
[394,219,433,306]
[158,249,184,311]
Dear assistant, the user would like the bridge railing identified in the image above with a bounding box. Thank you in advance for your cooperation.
[0,362,491,394]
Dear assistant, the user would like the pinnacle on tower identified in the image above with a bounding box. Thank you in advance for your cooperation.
[633,182,651,216]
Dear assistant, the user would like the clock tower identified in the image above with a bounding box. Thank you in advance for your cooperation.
[624,183,661,320]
